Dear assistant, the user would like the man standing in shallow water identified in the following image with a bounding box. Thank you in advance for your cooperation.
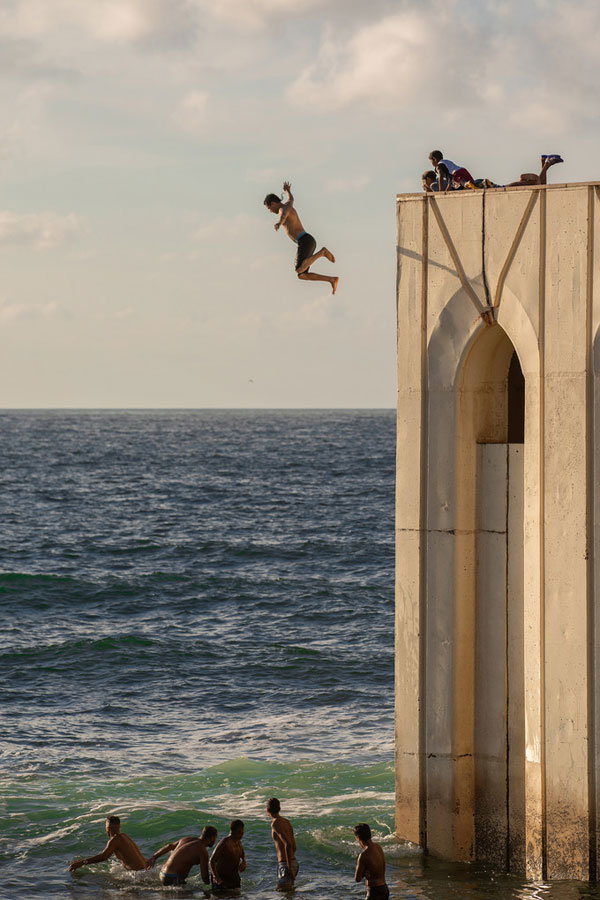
[264,181,339,295]
[267,797,299,890]
[68,815,147,873]
[146,825,217,887]
[210,819,247,893]
[353,823,389,900]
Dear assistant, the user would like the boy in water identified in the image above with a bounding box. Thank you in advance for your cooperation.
[264,181,339,294]
[266,797,299,890]
[353,822,389,900]
[210,819,247,893]
[68,815,148,873]
[146,825,218,887]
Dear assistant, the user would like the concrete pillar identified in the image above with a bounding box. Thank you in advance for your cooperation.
[395,182,600,880]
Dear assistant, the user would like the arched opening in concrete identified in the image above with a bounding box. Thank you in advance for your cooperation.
[455,324,526,873]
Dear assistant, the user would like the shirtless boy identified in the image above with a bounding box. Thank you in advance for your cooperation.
[146,825,217,887]
[210,819,247,893]
[68,815,147,873]
[267,797,299,890]
[353,823,389,900]
[264,181,339,294]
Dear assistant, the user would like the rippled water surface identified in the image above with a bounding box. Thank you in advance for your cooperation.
[1,410,598,899]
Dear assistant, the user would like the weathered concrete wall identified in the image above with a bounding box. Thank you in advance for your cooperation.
[395,182,600,880]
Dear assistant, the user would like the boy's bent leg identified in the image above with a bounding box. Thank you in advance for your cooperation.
[298,272,339,294]
[296,247,335,275]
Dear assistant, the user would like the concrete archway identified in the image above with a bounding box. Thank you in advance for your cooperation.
[420,300,542,875]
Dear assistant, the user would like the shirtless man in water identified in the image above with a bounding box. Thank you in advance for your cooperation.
[267,797,299,890]
[68,815,147,873]
[264,181,339,294]
[353,823,389,900]
[210,819,247,893]
[146,825,217,887]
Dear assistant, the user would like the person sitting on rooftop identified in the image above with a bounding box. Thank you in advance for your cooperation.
[428,150,474,191]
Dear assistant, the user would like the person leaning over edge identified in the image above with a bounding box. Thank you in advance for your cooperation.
[266,797,299,890]
[353,822,389,900]
[146,825,218,887]
[428,150,474,191]
[422,170,439,192]
[68,815,148,873]
[210,818,247,893]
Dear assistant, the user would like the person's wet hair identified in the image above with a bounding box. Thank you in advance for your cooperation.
[422,170,437,182]
[230,819,244,835]
[353,823,372,843]
[106,816,120,830]
[267,797,281,815]
[202,825,218,840]
[264,193,280,207]
[429,150,443,163]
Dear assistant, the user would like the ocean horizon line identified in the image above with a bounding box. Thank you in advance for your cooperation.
[0,405,396,412]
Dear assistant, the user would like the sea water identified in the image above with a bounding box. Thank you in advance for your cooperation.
[0,410,598,899]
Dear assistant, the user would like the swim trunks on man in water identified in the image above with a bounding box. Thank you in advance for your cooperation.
[160,869,187,886]
[295,232,317,273]
[365,884,390,900]
[277,858,299,888]
[211,873,241,894]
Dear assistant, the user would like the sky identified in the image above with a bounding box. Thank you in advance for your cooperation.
[0,0,598,408]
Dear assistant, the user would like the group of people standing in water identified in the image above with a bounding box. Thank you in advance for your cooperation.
[68,797,389,898]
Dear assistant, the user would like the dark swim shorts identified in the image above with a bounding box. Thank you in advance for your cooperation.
[295,232,317,273]
[160,869,187,886]
[211,874,241,893]
[366,884,390,900]
[277,857,299,887]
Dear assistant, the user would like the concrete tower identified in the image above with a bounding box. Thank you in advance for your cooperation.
[395,182,600,880]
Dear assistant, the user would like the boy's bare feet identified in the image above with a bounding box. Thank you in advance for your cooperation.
[331,277,339,295]
[322,248,335,263]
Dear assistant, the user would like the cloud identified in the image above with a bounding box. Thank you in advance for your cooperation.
[199,0,322,30]
[0,300,61,321]
[326,174,370,193]
[246,167,282,184]
[172,90,210,134]
[0,211,80,249]
[288,12,436,111]
[287,1,600,131]
[275,293,339,331]
[193,213,260,241]
[0,0,193,45]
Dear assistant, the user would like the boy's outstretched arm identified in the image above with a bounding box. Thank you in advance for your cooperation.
[282,181,294,204]
[146,841,178,868]
[69,837,117,871]
[274,181,294,232]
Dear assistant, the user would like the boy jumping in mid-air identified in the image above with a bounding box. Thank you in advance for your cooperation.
[264,182,339,294]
